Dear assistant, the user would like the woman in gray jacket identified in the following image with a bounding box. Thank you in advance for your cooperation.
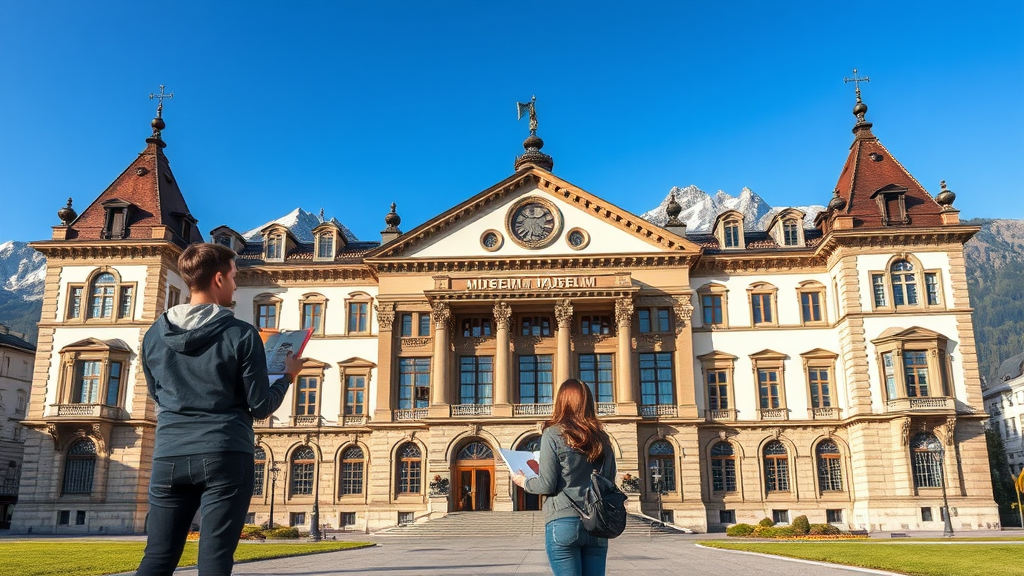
[512,379,615,576]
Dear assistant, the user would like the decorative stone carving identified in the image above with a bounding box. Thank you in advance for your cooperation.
[401,337,432,348]
[615,298,634,327]
[718,430,728,441]
[431,302,452,330]
[901,417,911,445]
[46,424,59,446]
[673,296,694,333]
[945,416,957,445]
[771,427,782,439]
[493,301,513,332]
[554,299,574,328]
[375,302,396,332]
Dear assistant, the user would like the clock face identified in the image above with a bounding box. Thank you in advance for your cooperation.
[508,200,562,248]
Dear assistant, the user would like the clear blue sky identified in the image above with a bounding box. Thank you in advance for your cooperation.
[1,1,1021,245]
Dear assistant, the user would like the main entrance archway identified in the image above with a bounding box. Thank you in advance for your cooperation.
[453,441,494,511]
[514,436,542,511]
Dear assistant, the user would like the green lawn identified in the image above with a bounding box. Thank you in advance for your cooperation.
[701,541,1022,576]
[0,541,375,576]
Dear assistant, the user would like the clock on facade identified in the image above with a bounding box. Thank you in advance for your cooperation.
[506,197,562,249]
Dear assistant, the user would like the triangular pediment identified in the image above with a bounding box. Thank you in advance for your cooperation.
[366,167,701,261]
[60,338,132,353]
[872,326,949,344]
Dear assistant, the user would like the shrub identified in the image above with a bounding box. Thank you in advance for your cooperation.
[758,517,775,527]
[726,523,756,537]
[264,527,300,539]
[791,515,810,535]
[809,523,841,536]
[240,524,265,540]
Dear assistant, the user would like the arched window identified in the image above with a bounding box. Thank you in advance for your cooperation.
[763,441,790,492]
[816,440,843,492]
[290,446,316,496]
[89,273,117,319]
[520,436,541,452]
[910,433,943,488]
[890,260,919,306]
[457,442,493,461]
[253,447,266,496]
[340,446,364,496]
[648,440,676,493]
[62,439,96,494]
[710,442,736,493]
[396,443,422,494]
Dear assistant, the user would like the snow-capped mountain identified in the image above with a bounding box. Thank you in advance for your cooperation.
[240,208,359,244]
[0,241,45,301]
[641,185,824,232]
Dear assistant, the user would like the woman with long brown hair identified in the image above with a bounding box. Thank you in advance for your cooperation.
[512,379,615,576]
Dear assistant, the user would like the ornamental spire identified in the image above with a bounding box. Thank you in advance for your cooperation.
[514,95,554,172]
[147,85,174,147]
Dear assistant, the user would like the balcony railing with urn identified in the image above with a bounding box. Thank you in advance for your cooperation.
[513,403,553,417]
[394,408,428,421]
[886,397,955,413]
[49,403,123,420]
[452,404,492,417]
[640,404,677,418]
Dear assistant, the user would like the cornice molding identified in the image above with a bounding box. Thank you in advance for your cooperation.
[236,265,376,285]
[814,226,979,265]
[373,253,695,274]
[27,241,177,261]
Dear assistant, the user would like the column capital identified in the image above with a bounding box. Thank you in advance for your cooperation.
[431,301,452,330]
[554,299,574,329]
[615,298,634,327]
[672,296,694,333]
[493,301,513,331]
[375,302,396,332]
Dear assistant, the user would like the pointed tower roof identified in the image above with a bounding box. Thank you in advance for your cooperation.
[62,100,203,247]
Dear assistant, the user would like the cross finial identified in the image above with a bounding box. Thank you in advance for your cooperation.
[149,85,174,118]
[843,69,870,103]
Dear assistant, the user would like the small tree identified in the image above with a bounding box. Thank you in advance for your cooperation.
[986,429,1020,526]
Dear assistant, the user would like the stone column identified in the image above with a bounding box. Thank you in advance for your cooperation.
[373,302,395,422]
[615,298,638,416]
[492,301,513,417]
[672,296,699,418]
[554,299,574,389]
[429,301,452,418]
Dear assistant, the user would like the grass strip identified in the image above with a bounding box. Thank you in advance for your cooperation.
[0,541,374,576]
[701,541,1021,576]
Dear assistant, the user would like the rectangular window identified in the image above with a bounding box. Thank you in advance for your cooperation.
[925,273,940,306]
[921,507,933,522]
[244,512,255,524]
[400,313,413,337]
[724,224,740,248]
[518,355,554,404]
[707,370,729,410]
[459,356,493,405]
[295,377,319,416]
[882,352,897,399]
[92,284,115,318]
[290,512,306,527]
[398,511,415,525]
[520,316,551,337]
[257,304,277,329]
[74,361,102,404]
[105,361,122,406]
[702,295,723,326]
[419,313,431,336]
[341,512,357,527]
[580,315,612,335]
[801,292,822,323]
[167,286,181,309]
[348,302,369,333]
[341,459,364,495]
[638,308,671,333]
[266,237,282,260]
[578,354,614,403]
[638,309,651,333]
[904,351,930,397]
[462,317,492,337]
[639,352,673,406]
[75,511,86,525]
[302,303,323,335]
[118,286,132,319]
[398,358,431,410]
[783,221,800,246]
[317,235,333,259]
[253,462,265,496]
[719,510,736,525]
[751,293,773,324]
[69,286,83,319]
[711,456,737,492]
[344,375,366,415]
[772,510,789,525]
[758,369,781,409]
[808,367,831,408]
[826,509,843,523]
[872,274,887,307]
[58,510,70,525]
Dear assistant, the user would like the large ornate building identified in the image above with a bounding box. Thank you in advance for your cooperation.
[12,92,999,534]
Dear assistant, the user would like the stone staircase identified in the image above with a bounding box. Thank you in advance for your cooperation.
[377,511,687,538]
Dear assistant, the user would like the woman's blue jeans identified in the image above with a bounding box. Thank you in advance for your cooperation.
[544,517,609,576]
[136,451,254,576]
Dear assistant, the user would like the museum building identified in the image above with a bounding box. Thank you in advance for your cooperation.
[11,93,999,533]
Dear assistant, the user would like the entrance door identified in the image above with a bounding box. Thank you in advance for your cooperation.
[454,441,494,512]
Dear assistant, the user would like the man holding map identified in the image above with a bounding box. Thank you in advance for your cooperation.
[136,243,303,576]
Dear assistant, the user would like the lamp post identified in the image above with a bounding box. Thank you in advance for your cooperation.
[309,463,321,542]
[268,466,280,530]
[937,444,954,538]
[651,468,664,527]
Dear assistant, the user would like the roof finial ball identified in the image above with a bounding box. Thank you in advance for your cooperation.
[828,189,847,211]
[665,191,684,226]
[936,180,957,208]
[384,202,401,231]
[58,197,77,225]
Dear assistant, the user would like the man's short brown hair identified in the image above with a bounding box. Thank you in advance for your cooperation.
[178,243,235,292]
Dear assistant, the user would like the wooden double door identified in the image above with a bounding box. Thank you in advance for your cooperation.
[454,464,493,511]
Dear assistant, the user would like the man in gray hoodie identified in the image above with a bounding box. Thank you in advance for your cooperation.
[136,243,302,576]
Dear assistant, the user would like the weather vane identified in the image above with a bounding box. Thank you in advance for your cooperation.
[517,95,538,134]
[149,85,174,118]
[843,69,870,102]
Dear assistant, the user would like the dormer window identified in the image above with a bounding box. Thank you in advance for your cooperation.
[214,235,232,248]
[871,185,910,226]
[782,220,800,246]
[265,234,284,260]
[316,234,334,260]
[714,211,746,250]
[724,221,741,248]
[101,199,133,240]
[767,209,806,248]
[312,222,346,262]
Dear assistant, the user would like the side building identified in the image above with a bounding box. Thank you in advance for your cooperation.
[984,353,1024,477]
[14,95,999,534]
[0,325,34,529]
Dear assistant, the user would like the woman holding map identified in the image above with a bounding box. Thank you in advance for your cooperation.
[511,379,615,576]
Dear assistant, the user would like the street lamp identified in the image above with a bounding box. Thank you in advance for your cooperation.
[937,444,954,538]
[309,466,321,542]
[268,466,280,530]
[651,467,664,527]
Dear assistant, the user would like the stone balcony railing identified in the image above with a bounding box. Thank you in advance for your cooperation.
[51,403,122,420]
[394,408,428,421]
[886,397,956,413]
[757,408,789,420]
[810,407,841,420]
[452,404,492,417]
[640,404,677,418]
[253,417,273,428]
[513,403,553,416]
[706,408,737,422]
[596,402,617,416]
[291,415,323,427]
[341,414,368,426]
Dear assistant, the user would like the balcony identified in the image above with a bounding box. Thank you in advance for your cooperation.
[640,404,677,419]
[50,403,122,420]
[757,408,789,421]
[394,408,428,421]
[706,408,736,422]
[810,407,841,420]
[253,417,273,428]
[596,402,617,416]
[513,403,553,417]
[452,404,492,417]
[886,397,956,413]
[291,415,323,427]
[342,415,368,426]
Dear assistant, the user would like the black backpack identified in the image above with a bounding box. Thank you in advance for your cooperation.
[565,454,628,538]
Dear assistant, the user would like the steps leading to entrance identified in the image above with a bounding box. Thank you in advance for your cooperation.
[377,511,687,537]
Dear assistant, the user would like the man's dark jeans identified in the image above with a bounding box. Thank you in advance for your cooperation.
[136,451,254,576]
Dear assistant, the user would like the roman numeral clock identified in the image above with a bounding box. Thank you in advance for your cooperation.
[506,197,563,249]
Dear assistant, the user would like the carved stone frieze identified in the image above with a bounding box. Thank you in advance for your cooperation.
[615,298,634,326]
[493,301,513,331]
[554,299,574,328]
[375,302,396,332]
[401,337,432,348]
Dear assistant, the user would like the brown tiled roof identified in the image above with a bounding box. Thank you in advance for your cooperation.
[66,134,203,247]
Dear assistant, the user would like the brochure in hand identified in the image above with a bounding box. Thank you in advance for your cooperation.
[498,449,541,478]
[259,328,312,374]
